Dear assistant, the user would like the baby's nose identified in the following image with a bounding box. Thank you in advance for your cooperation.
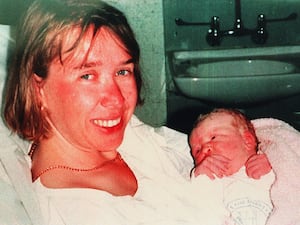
[202,143,212,155]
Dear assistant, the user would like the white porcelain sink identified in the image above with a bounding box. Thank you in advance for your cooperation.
[185,60,295,77]
[169,46,300,104]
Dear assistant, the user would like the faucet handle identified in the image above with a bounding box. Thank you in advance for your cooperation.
[210,16,220,29]
[257,14,267,29]
[251,14,268,44]
[206,16,221,46]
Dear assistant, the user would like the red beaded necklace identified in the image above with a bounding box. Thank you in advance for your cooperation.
[29,143,122,181]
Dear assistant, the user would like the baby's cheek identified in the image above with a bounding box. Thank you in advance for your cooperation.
[214,142,237,156]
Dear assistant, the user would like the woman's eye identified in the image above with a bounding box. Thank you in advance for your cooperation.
[80,74,93,80]
[117,69,130,76]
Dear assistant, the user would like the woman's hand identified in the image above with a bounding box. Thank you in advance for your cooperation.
[245,153,272,179]
[193,155,230,179]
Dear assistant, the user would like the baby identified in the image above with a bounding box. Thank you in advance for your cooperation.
[189,108,274,225]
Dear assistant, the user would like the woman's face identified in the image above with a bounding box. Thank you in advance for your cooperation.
[37,27,137,152]
[189,113,255,176]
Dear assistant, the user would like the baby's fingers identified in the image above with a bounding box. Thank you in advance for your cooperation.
[207,154,230,165]
[194,155,230,179]
[205,157,227,177]
[246,154,272,179]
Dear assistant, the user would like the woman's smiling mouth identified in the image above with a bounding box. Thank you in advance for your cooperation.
[93,117,121,128]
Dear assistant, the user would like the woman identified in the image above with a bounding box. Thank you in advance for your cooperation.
[4,0,143,197]
[2,0,200,224]
[2,1,268,224]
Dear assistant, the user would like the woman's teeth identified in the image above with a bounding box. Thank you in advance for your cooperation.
[93,118,121,127]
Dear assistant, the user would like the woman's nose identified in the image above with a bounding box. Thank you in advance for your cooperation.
[99,79,124,108]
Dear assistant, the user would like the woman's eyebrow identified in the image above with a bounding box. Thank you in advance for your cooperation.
[77,58,134,69]
[124,58,134,64]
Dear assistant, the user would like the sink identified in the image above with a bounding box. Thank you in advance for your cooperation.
[169,46,300,104]
[185,60,295,77]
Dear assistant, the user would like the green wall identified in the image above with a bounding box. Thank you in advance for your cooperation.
[108,0,167,126]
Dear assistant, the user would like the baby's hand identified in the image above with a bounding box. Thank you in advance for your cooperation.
[193,155,230,179]
[245,153,272,179]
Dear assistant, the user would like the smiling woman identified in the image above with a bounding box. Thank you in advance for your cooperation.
[1,1,204,224]
[29,26,138,195]
[3,0,142,197]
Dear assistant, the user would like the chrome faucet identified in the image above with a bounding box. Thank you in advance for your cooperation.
[175,0,297,46]
[206,0,267,46]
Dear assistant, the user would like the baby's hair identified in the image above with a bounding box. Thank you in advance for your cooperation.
[194,108,258,150]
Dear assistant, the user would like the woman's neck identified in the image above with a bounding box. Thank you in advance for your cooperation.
[30,137,137,196]
[30,134,118,183]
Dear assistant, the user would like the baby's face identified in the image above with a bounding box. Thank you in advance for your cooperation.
[189,113,255,176]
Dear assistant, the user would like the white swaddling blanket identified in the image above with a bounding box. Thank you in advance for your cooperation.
[252,118,300,225]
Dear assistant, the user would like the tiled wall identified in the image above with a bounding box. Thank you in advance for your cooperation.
[108,0,167,126]
[163,0,300,51]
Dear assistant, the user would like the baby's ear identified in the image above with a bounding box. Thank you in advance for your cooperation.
[243,131,257,153]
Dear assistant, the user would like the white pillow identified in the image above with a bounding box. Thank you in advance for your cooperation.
[0,24,14,107]
[0,25,12,82]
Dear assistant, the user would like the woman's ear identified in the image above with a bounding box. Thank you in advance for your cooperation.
[33,73,46,107]
[243,131,257,153]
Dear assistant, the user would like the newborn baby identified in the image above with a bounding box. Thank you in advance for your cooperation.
[189,108,274,225]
